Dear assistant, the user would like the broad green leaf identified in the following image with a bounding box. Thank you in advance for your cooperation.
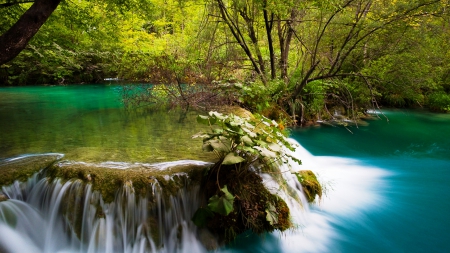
[222,152,245,165]
[192,132,210,139]
[242,126,257,138]
[209,111,226,120]
[208,185,235,216]
[268,143,282,152]
[192,207,214,227]
[265,203,278,225]
[255,147,277,158]
[241,135,254,146]
[197,115,210,125]
[202,143,214,152]
[213,128,223,134]
[243,122,255,130]
[209,139,230,153]
[239,146,257,154]
[254,139,268,148]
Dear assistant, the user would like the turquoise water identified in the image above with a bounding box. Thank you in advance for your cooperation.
[291,111,450,252]
[1,85,449,252]
[224,110,450,252]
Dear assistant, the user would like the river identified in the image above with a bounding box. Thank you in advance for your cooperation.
[1,85,449,252]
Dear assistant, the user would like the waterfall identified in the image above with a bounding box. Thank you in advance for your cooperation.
[0,139,388,253]
[0,168,209,253]
[230,138,389,253]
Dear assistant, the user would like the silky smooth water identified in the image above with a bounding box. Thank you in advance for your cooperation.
[223,110,450,253]
[1,85,449,252]
[289,111,450,253]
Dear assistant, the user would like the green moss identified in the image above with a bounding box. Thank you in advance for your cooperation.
[202,165,291,243]
[295,170,322,203]
[0,154,62,187]
[45,161,209,203]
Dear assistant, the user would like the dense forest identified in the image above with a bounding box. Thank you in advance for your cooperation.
[1,0,450,124]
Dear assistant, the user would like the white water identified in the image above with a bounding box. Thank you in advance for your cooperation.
[277,142,388,253]
[217,139,389,253]
[0,141,388,253]
[0,163,208,253]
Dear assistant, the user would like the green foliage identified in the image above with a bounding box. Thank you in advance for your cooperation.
[234,80,288,112]
[265,203,278,226]
[427,92,450,112]
[193,111,301,169]
[191,207,214,227]
[207,185,235,216]
[2,0,448,121]
[191,110,300,239]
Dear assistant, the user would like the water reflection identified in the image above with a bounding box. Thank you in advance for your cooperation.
[0,85,213,163]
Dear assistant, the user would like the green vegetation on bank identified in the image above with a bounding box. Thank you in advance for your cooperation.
[1,0,450,118]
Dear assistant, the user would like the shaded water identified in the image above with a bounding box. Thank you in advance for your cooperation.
[1,85,450,252]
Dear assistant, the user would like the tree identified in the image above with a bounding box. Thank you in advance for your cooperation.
[0,0,62,65]
[205,0,445,122]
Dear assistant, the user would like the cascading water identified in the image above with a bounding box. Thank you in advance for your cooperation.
[0,139,388,253]
[217,139,389,253]
[0,162,209,253]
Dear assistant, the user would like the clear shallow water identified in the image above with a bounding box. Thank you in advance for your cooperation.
[1,85,449,252]
[0,85,212,163]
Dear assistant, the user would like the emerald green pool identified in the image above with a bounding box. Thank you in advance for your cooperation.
[0,85,211,163]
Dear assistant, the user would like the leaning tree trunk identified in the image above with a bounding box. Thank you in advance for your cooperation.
[0,0,61,65]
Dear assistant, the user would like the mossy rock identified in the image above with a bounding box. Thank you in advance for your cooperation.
[201,165,291,244]
[45,160,210,203]
[295,170,322,203]
[0,153,63,187]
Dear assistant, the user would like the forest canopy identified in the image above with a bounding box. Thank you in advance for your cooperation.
[1,0,450,121]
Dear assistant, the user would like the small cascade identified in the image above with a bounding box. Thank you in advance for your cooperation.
[0,167,209,253]
[227,138,389,253]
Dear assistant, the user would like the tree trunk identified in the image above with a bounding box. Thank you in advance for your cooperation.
[263,4,275,80]
[0,0,62,65]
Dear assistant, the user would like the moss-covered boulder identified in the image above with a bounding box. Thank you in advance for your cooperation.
[45,160,211,203]
[0,153,63,188]
[295,170,322,203]
[195,164,291,244]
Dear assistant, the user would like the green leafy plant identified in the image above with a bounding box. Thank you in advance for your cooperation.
[193,111,301,170]
[207,185,235,216]
[191,111,301,237]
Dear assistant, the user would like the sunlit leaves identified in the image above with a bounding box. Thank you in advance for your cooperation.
[222,152,245,165]
[192,111,301,168]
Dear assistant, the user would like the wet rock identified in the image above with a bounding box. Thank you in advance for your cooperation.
[295,170,322,203]
[0,193,8,202]
[0,153,63,187]
[45,160,212,203]
[198,228,219,250]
